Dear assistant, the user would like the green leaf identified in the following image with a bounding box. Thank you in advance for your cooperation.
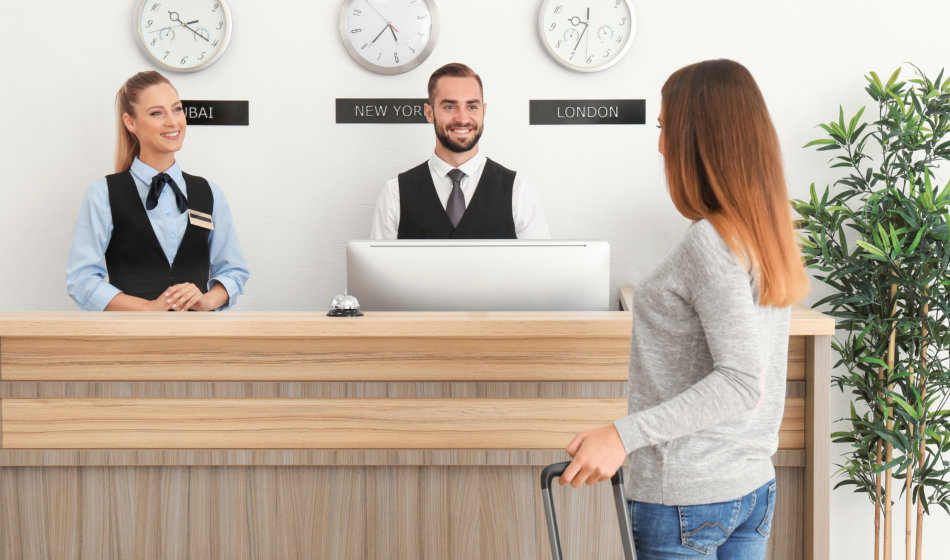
[859,356,890,369]
[886,67,902,89]
[805,138,839,148]
[856,240,886,257]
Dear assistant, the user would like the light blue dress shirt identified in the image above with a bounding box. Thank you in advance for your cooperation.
[66,157,250,311]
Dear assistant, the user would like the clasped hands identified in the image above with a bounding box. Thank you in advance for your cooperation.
[559,423,628,488]
[147,282,216,311]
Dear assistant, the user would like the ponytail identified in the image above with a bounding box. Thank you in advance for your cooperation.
[114,71,174,173]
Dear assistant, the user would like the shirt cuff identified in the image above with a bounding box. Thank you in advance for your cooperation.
[613,416,645,455]
[210,276,240,311]
[85,284,122,312]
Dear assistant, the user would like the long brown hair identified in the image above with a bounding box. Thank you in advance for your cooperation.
[661,59,808,307]
[114,71,175,173]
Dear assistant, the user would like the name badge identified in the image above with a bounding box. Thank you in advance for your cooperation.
[188,209,214,230]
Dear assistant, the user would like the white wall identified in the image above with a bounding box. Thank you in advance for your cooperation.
[1,0,948,556]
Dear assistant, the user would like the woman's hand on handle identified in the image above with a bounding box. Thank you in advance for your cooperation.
[559,424,627,488]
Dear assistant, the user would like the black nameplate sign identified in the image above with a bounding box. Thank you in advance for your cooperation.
[336,98,428,124]
[181,100,249,126]
[530,99,645,125]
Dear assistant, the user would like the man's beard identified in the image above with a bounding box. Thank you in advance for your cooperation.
[433,117,483,153]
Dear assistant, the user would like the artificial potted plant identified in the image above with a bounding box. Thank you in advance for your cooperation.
[793,67,950,560]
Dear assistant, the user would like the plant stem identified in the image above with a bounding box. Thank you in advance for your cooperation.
[875,365,884,560]
[905,365,915,560]
[884,281,898,560]
[915,299,929,560]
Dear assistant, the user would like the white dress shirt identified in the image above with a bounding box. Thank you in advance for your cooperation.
[369,152,551,239]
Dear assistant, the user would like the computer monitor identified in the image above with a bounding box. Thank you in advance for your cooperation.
[346,240,610,311]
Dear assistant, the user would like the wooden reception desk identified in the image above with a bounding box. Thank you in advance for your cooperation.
[0,308,833,560]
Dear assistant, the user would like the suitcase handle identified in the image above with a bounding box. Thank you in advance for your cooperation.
[540,462,636,560]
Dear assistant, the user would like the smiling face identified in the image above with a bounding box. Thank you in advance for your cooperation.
[425,76,485,163]
[122,82,186,171]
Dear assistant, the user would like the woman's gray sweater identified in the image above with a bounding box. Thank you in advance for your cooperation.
[613,219,790,505]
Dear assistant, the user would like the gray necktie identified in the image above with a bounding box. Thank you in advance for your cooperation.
[446,168,466,227]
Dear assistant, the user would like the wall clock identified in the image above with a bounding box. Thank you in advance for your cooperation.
[538,0,636,72]
[339,0,440,75]
[135,0,232,72]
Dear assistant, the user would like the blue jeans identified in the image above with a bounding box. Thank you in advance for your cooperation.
[628,479,776,559]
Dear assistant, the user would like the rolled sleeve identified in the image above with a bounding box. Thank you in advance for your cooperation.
[65,180,122,311]
[208,183,250,310]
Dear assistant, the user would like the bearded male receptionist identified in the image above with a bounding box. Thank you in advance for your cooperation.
[370,63,550,239]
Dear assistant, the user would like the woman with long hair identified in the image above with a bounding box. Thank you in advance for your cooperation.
[66,71,249,311]
[559,59,809,559]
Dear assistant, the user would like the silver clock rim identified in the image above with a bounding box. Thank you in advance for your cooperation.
[338,0,440,76]
[537,0,636,73]
[133,0,233,73]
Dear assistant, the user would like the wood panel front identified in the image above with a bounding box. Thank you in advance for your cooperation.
[0,336,630,382]
[0,310,833,560]
[1,397,805,451]
[1,464,805,560]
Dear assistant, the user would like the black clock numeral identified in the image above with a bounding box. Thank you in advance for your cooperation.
[212,39,219,47]
[616,34,623,43]
[163,51,170,60]
[377,53,382,60]
[586,55,594,64]
[150,3,161,12]
[151,37,157,46]
[353,9,362,15]
[351,28,361,33]
[181,56,188,64]
[416,14,428,19]
[409,45,416,54]
[212,2,219,11]
[603,49,611,58]
[554,5,563,14]
[548,22,556,31]
[615,0,621,6]
[394,53,400,63]
[217,21,224,30]
[198,52,206,61]
[556,40,561,48]
[570,51,576,60]
[145,19,154,28]
[361,42,368,50]
[620,17,627,26]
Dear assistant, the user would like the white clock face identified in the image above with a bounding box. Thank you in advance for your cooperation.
[340,0,440,75]
[539,0,636,72]
[135,0,232,72]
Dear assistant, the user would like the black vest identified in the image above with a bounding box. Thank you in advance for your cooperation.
[104,170,213,301]
[397,158,517,239]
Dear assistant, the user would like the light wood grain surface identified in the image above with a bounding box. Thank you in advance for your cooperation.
[0,311,634,338]
[0,335,805,383]
[2,397,805,450]
[0,308,830,560]
[1,464,806,560]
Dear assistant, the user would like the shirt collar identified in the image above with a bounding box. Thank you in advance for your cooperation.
[428,151,486,180]
[129,157,186,195]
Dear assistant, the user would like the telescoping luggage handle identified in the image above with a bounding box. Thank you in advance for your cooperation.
[540,462,637,560]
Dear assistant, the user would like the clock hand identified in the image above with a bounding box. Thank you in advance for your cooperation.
[388,23,398,43]
[168,11,210,42]
[585,8,590,56]
[574,20,588,52]
[364,0,391,25]
[371,25,389,45]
